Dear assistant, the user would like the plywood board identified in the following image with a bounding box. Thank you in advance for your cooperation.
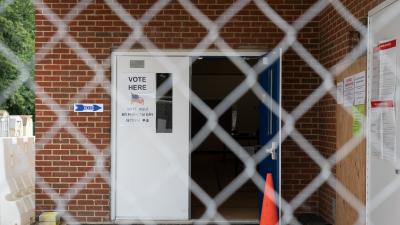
[336,56,366,225]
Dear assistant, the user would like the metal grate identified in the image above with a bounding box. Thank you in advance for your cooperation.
[0,0,398,225]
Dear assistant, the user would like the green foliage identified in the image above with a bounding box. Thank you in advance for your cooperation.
[0,0,34,115]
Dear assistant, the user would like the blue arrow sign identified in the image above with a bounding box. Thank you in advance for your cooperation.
[74,103,103,112]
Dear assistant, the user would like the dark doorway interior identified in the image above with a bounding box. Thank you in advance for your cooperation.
[191,57,261,221]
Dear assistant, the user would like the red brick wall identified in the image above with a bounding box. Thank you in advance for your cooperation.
[35,0,321,222]
[318,0,384,223]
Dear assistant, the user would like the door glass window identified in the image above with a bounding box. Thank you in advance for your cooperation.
[156,73,173,133]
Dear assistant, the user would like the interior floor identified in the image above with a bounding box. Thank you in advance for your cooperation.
[191,152,259,220]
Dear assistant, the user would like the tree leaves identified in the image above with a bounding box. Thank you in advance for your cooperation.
[0,0,34,115]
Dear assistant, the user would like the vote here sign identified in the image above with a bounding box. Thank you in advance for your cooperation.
[118,72,156,129]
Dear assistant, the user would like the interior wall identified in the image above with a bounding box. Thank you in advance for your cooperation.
[192,59,260,134]
[191,59,259,154]
[192,75,259,132]
[335,57,366,225]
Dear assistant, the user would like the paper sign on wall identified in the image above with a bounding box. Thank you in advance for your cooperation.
[337,81,344,104]
[369,39,397,162]
[371,39,397,101]
[352,104,365,137]
[370,100,396,161]
[354,71,366,105]
[343,76,354,107]
[379,39,396,101]
[370,106,382,158]
[119,72,156,128]
[382,105,396,161]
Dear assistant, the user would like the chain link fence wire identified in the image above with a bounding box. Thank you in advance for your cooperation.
[1,0,399,224]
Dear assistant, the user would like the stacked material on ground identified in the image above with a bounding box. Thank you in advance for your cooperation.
[0,137,35,225]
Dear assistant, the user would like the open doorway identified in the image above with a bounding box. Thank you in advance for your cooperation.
[190,56,262,221]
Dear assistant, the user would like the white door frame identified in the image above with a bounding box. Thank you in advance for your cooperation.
[110,49,279,222]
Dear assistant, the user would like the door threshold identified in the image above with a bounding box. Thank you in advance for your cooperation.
[190,219,259,224]
[114,219,259,224]
[66,219,259,225]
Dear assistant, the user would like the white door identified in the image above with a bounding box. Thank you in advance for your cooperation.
[112,54,190,220]
[368,1,400,225]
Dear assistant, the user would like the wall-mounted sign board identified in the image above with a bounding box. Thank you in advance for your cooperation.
[118,72,156,128]
[336,56,366,225]
[74,103,103,112]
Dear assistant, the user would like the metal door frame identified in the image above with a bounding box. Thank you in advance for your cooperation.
[258,54,282,224]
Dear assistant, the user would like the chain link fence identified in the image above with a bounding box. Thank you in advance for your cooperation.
[1,0,399,224]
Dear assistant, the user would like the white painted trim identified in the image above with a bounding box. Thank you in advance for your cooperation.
[366,14,372,225]
[110,53,117,220]
[279,48,282,225]
[111,49,267,57]
[368,0,399,16]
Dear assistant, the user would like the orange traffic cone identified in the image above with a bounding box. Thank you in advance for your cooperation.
[260,173,278,225]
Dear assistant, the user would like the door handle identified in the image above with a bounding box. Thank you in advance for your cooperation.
[266,141,277,160]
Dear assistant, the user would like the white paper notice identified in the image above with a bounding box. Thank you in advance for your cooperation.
[370,107,382,158]
[379,40,397,101]
[369,39,397,162]
[382,108,396,161]
[370,100,396,161]
[353,71,366,105]
[343,76,354,107]
[371,46,380,101]
[119,72,156,128]
[337,81,344,104]
[371,39,397,101]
